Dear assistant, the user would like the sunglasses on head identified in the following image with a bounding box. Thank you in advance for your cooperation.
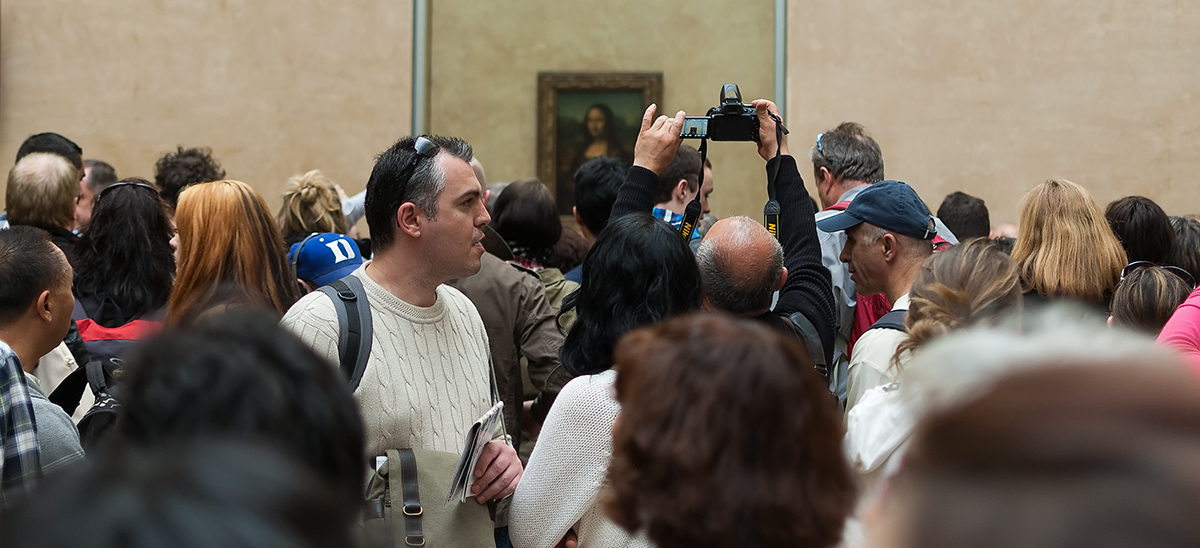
[396,136,440,195]
[393,136,440,227]
[96,181,160,202]
[815,132,835,170]
[1120,260,1196,288]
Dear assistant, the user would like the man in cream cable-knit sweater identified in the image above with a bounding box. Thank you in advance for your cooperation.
[282,135,523,508]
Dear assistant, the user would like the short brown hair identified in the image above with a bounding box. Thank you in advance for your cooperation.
[607,313,855,548]
[1110,265,1193,335]
[6,152,78,231]
[653,144,701,204]
[888,362,1200,548]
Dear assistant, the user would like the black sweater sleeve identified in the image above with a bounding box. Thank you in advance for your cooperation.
[610,166,659,218]
[769,155,836,366]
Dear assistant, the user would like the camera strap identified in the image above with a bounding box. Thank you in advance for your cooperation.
[677,138,706,241]
[763,112,789,240]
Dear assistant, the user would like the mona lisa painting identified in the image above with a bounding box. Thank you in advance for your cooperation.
[537,72,663,215]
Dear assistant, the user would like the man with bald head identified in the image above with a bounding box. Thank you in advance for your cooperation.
[612,99,836,376]
[696,217,784,315]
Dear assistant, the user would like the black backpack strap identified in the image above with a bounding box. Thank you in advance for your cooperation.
[869,309,908,332]
[85,358,112,397]
[787,311,829,382]
[319,275,373,391]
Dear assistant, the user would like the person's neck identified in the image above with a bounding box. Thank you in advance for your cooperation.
[0,328,43,373]
[884,259,924,306]
[834,180,870,203]
[365,248,441,307]
[654,200,687,216]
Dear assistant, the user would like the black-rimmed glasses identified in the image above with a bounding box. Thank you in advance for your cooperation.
[1120,260,1196,288]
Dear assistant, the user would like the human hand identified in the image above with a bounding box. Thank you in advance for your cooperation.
[751,99,789,161]
[633,104,686,174]
[522,400,541,439]
[470,439,523,504]
[553,529,578,548]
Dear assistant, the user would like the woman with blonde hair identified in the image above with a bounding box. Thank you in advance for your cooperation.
[1011,178,1127,309]
[276,170,350,245]
[844,239,1023,540]
[168,180,299,325]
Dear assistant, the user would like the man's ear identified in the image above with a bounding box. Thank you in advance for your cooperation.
[818,167,837,191]
[879,233,898,262]
[573,206,583,226]
[675,179,690,201]
[395,203,423,238]
[35,290,53,323]
[776,267,789,291]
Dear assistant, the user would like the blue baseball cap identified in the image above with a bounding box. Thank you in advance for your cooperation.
[816,181,937,240]
[288,233,364,287]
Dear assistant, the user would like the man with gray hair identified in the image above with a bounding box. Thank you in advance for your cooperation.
[811,123,956,404]
[817,180,938,413]
[5,152,82,268]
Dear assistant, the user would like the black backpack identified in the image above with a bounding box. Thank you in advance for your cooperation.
[48,358,121,452]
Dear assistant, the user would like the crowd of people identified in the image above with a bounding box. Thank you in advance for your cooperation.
[0,94,1199,548]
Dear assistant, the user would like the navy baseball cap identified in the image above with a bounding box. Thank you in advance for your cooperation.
[288,233,364,286]
[815,181,937,240]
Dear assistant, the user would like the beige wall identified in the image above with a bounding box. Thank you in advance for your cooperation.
[8,1,1191,228]
[428,0,777,220]
[0,0,413,217]
[789,0,1200,225]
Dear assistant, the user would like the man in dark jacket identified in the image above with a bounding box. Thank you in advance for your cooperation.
[611,99,836,380]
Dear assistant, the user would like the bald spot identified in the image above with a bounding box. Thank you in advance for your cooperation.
[702,216,782,292]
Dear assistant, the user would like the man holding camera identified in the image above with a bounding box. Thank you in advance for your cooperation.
[611,96,836,374]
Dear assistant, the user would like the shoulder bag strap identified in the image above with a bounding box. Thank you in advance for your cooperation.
[394,448,425,547]
[787,311,829,382]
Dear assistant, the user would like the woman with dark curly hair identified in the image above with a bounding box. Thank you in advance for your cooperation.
[510,213,701,548]
[607,313,855,548]
[73,178,175,337]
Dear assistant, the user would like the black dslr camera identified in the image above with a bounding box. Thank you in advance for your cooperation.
[679,84,758,141]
